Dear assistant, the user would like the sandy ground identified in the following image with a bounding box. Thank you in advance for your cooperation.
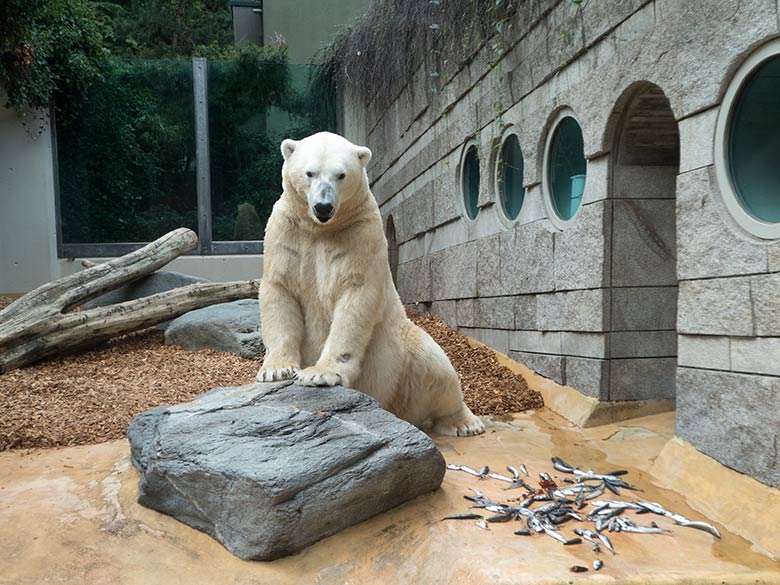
[1,410,778,585]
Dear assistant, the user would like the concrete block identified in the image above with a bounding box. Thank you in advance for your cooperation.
[677,277,753,336]
[565,357,609,400]
[582,155,609,205]
[509,351,565,386]
[456,298,477,328]
[581,0,650,47]
[394,182,434,243]
[611,200,677,287]
[610,331,677,359]
[678,335,731,370]
[537,289,611,332]
[396,256,431,304]
[676,168,767,280]
[429,217,468,254]
[677,367,780,488]
[731,337,780,377]
[610,358,677,400]
[611,286,677,331]
[537,293,564,331]
[430,300,457,328]
[509,330,562,354]
[430,241,478,300]
[456,297,514,330]
[554,202,610,291]
[769,242,780,272]
[476,234,503,297]
[613,165,677,199]
[678,107,718,173]
[561,332,609,358]
[751,273,780,337]
[460,327,510,355]
[500,221,556,295]
[513,294,537,330]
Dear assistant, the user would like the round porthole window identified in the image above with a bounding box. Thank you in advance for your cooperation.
[543,110,587,229]
[460,141,480,221]
[495,131,525,222]
[716,39,780,239]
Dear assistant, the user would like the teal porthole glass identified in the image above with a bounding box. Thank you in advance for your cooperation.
[728,54,780,223]
[548,116,587,221]
[498,134,525,220]
[462,144,480,220]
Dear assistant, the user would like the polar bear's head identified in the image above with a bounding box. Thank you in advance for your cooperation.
[280,132,372,224]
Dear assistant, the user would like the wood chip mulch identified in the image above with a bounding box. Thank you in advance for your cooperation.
[0,297,541,451]
[407,308,543,416]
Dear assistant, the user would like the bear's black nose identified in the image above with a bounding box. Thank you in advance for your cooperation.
[313,202,334,222]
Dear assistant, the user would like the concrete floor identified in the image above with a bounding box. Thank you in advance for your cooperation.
[1,408,779,585]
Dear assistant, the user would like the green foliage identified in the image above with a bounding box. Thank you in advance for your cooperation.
[0,0,108,117]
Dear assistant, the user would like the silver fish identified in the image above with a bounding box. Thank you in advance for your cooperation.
[676,519,721,539]
[441,513,483,520]
[597,532,617,555]
[488,471,514,483]
[593,560,603,571]
[478,466,490,479]
[475,520,489,530]
[520,464,529,477]
[507,465,520,480]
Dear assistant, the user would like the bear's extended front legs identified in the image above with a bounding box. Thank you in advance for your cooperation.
[295,284,384,388]
[256,280,304,382]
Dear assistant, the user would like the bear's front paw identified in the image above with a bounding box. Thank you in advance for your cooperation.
[256,362,299,382]
[295,366,343,387]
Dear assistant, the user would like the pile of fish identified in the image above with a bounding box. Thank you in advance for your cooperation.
[444,456,721,573]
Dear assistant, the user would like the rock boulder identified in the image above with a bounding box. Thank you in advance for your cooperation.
[127,382,446,561]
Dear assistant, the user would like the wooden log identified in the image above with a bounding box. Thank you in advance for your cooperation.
[0,279,260,373]
[0,228,198,349]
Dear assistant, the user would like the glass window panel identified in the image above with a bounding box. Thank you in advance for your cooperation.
[499,134,525,220]
[728,55,780,223]
[57,59,197,243]
[548,116,587,221]
[208,62,337,241]
[462,145,480,220]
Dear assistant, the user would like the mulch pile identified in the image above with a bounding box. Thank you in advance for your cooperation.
[0,296,540,451]
[407,308,543,416]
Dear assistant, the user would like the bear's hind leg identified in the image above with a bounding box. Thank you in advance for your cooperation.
[429,377,485,437]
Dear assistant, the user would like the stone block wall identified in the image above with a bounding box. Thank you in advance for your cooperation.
[342,0,780,487]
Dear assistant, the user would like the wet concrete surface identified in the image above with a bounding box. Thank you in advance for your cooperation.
[1,409,778,585]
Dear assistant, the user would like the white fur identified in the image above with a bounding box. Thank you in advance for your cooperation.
[257,132,484,437]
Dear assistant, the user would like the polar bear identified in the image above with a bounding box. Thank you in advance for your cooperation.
[256,132,484,437]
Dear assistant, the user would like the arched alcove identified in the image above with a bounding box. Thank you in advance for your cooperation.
[385,215,399,287]
[608,82,680,402]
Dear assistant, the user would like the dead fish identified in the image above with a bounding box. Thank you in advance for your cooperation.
[592,543,601,553]
[597,532,617,555]
[593,560,603,571]
[447,464,481,477]
[486,514,514,523]
[676,519,722,539]
[507,465,520,480]
[564,537,582,546]
[441,513,483,521]
[478,466,490,480]
[551,456,575,473]
[573,528,596,543]
[475,520,489,530]
[543,527,570,544]
[488,471,514,483]
[520,464,529,477]
[570,566,588,573]
[514,529,532,536]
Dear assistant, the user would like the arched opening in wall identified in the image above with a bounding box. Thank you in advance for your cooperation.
[385,215,399,287]
[608,82,680,403]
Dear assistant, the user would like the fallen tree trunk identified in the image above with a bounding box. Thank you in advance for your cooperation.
[0,228,260,373]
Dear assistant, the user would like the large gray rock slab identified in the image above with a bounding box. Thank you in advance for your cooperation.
[164,299,263,358]
[127,382,446,561]
[83,271,209,309]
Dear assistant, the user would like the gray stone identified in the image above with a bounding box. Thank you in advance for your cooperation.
[611,200,677,287]
[678,335,731,370]
[730,337,780,377]
[553,202,610,291]
[500,221,555,295]
[769,242,780,272]
[476,234,503,297]
[510,330,562,354]
[431,242,478,300]
[127,382,446,560]
[459,327,510,355]
[561,332,609,359]
[513,294,537,330]
[565,357,609,400]
[456,297,514,330]
[609,358,676,400]
[536,293,564,331]
[84,271,210,313]
[165,299,263,359]
[677,277,753,336]
[509,351,565,386]
[677,367,780,488]
[396,256,432,303]
[536,289,610,332]
[751,273,780,337]
[676,168,767,280]
[609,331,677,359]
[678,107,718,173]
[432,164,460,227]
[611,286,677,331]
[429,300,457,328]
[613,165,677,200]
[394,182,434,244]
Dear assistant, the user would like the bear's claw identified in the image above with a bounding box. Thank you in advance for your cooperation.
[256,365,299,383]
[295,367,342,387]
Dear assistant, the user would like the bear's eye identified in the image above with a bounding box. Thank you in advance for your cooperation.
[306,171,313,178]
[337,173,346,180]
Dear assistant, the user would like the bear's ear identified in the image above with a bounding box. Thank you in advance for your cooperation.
[356,146,372,166]
[281,139,298,160]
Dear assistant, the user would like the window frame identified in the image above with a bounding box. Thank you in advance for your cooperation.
[714,38,780,240]
[494,126,526,228]
[542,108,588,231]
